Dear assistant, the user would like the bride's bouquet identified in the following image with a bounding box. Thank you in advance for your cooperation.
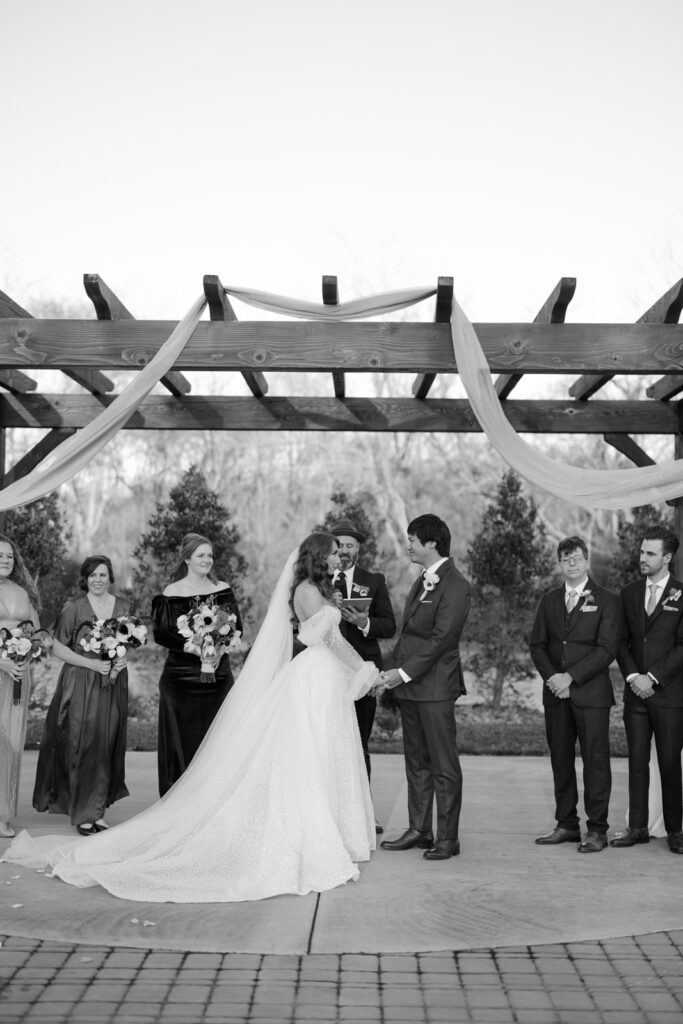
[0,620,50,703]
[177,596,241,683]
[79,615,148,686]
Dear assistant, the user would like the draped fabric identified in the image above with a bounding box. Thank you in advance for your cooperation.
[2,284,683,512]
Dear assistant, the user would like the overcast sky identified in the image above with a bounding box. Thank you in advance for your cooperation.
[3,0,682,326]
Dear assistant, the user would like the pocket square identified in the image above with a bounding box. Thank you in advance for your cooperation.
[663,606,678,612]
[580,606,597,613]
[419,599,433,605]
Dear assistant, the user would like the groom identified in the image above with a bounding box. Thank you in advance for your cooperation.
[379,514,471,861]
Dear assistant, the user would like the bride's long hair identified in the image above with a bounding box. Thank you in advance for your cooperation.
[289,532,337,619]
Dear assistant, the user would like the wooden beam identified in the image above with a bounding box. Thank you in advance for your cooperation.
[603,433,655,467]
[0,284,112,395]
[323,276,345,399]
[570,278,683,400]
[0,369,37,394]
[646,375,683,402]
[1,394,679,434]
[0,291,37,393]
[84,273,189,396]
[2,320,683,374]
[604,431,678,507]
[412,277,453,399]
[496,277,576,399]
[203,274,268,398]
[643,279,683,401]
[3,428,76,487]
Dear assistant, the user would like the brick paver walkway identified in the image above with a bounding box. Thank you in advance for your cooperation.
[1,931,682,1023]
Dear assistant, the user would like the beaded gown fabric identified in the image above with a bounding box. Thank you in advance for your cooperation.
[4,595,378,901]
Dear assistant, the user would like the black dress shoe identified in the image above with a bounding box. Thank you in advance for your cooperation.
[610,827,649,847]
[423,840,460,860]
[375,821,384,835]
[535,826,581,845]
[667,831,683,854]
[578,831,607,853]
[380,828,434,851]
[76,823,98,836]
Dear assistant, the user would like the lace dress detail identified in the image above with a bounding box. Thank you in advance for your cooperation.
[298,605,378,700]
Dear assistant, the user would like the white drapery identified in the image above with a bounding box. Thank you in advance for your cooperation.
[2,285,682,512]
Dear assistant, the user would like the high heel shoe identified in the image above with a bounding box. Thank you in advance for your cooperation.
[0,822,16,838]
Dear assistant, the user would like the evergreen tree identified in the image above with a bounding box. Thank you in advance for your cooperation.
[5,495,74,624]
[132,465,248,614]
[465,470,555,709]
[608,505,675,592]
[318,490,379,569]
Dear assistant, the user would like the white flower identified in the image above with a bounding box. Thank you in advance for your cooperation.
[422,569,440,593]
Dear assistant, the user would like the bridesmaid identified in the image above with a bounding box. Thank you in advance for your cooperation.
[33,555,128,835]
[151,533,241,796]
[0,535,40,839]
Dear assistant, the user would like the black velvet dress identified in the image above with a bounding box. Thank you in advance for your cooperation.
[151,587,241,796]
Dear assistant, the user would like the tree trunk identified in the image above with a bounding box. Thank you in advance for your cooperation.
[491,662,506,710]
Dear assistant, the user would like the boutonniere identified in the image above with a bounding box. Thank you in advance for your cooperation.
[352,584,369,598]
[662,589,681,607]
[580,590,596,611]
[422,569,440,594]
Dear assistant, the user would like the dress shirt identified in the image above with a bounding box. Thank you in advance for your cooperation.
[644,572,669,612]
[564,577,589,611]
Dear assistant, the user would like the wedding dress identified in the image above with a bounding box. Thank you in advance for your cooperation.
[3,550,378,901]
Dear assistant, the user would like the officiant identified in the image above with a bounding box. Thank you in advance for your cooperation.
[330,518,396,831]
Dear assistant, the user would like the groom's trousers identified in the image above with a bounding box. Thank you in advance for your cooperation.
[624,700,683,834]
[399,698,462,841]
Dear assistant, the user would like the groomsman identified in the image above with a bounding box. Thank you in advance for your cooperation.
[329,518,396,832]
[379,514,470,861]
[612,526,683,854]
[530,536,621,853]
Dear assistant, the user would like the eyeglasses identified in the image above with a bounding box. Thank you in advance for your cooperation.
[559,554,585,565]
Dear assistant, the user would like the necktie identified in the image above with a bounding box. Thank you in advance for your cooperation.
[336,571,347,598]
[566,589,578,613]
[647,584,659,615]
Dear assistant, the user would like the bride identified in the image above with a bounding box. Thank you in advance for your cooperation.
[3,533,378,902]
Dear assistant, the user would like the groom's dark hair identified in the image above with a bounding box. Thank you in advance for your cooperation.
[407,514,451,557]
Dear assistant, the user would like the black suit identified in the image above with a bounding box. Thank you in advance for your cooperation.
[334,565,396,779]
[618,576,683,834]
[385,559,471,842]
[530,578,621,835]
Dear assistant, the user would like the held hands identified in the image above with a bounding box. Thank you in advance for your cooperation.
[547,672,572,699]
[629,673,655,699]
[375,668,403,695]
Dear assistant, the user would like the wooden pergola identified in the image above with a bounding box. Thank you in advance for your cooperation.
[1,271,683,523]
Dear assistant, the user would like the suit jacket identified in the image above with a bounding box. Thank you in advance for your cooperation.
[385,559,471,702]
[618,576,683,708]
[529,577,620,709]
[337,565,396,671]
